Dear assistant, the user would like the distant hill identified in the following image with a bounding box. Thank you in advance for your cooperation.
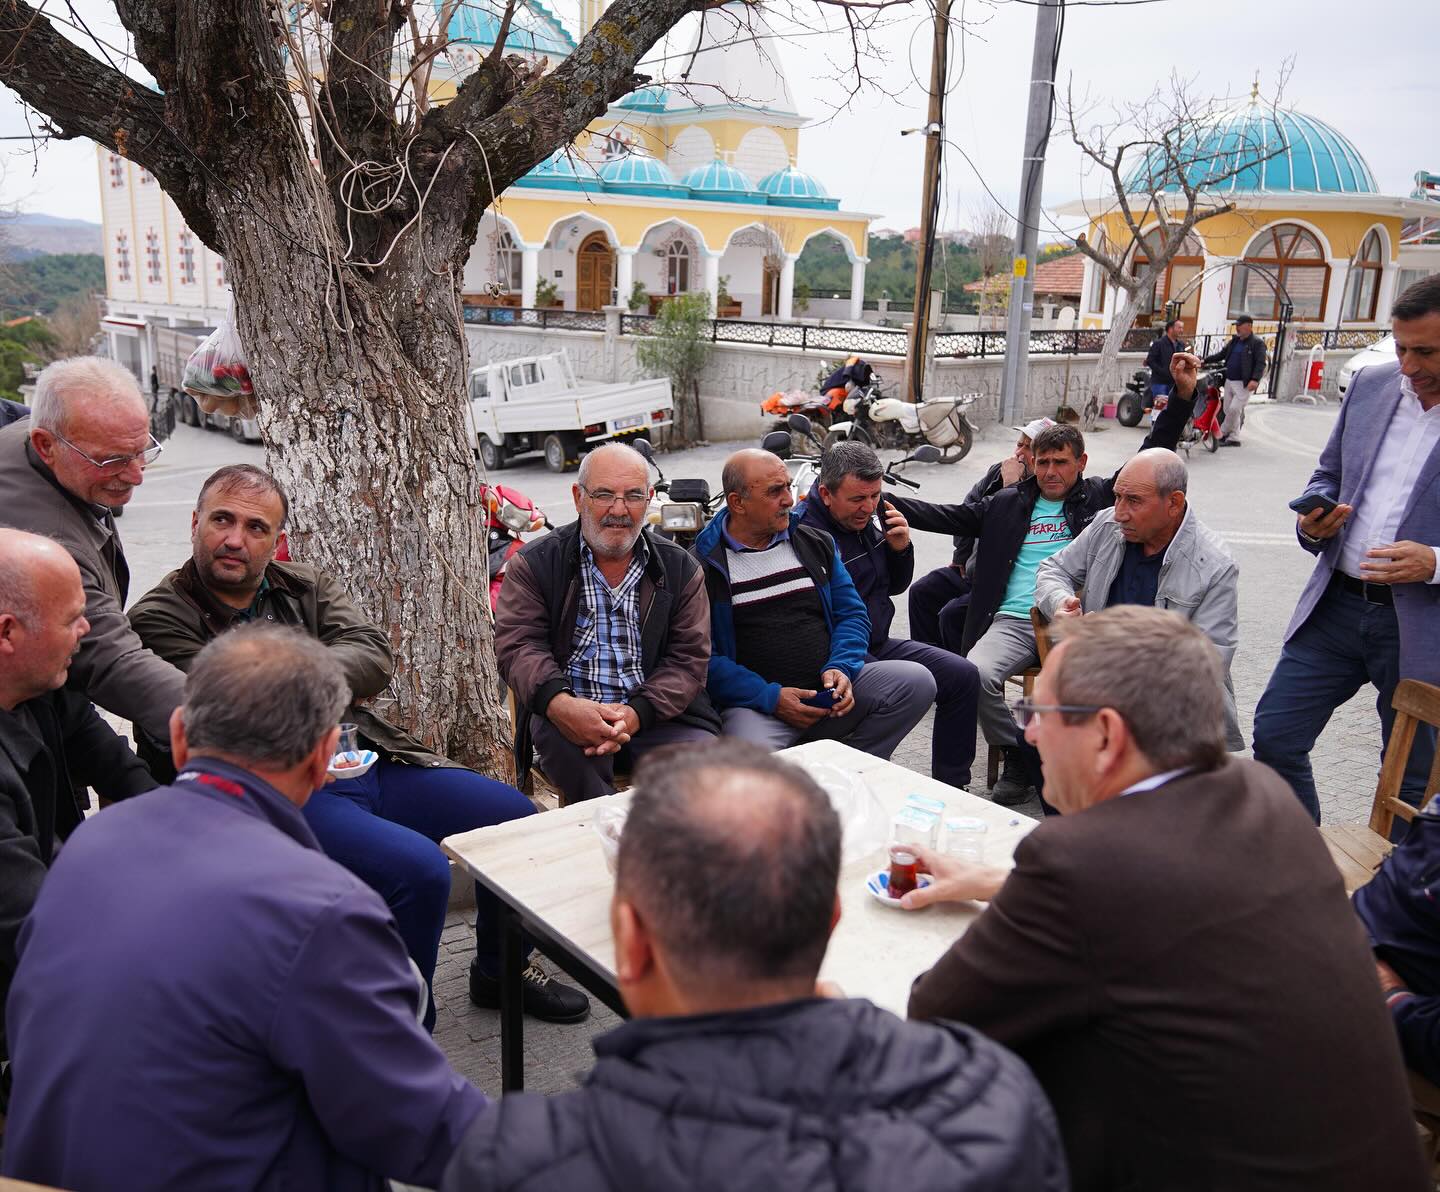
[0,253,106,318]
[2,212,103,257]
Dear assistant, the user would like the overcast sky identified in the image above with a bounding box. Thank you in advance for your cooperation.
[0,0,1433,238]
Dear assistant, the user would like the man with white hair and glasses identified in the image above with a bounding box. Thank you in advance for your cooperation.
[0,357,184,747]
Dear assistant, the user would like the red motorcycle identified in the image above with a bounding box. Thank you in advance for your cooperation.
[1179,367,1226,455]
[482,482,549,610]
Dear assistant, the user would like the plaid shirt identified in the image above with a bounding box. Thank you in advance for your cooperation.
[566,537,649,704]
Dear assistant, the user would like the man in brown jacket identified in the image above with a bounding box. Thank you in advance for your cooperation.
[129,464,589,1027]
[495,443,718,804]
[905,606,1428,1192]
[0,357,184,745]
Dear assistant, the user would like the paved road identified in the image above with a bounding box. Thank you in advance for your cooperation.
[115,400,1384,1095]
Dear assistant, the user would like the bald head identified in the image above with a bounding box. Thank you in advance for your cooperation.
[722,449,794,546]
[0,530,89,710]
[576,442,649,490]
[1112,449,1188,553]
[615,739,841,1005]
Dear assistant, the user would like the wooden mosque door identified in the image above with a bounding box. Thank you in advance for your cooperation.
[576,232,614,311]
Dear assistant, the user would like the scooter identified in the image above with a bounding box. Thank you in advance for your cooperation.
[826,381,978,463]
[634,438,721,548]
[1178,367,1227,455]
[1115,369,1152,428]
[481,482,549,610]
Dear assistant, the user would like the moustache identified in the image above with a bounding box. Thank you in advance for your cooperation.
[600,516,635,529]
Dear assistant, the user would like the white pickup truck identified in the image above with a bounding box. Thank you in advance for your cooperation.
[466,350,673,472]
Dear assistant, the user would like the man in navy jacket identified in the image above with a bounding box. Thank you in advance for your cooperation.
[3,626,485,1192]
[694,448,932,759]
[799,441,980,787]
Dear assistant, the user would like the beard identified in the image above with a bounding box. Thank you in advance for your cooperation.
[200,547,265,592]
[583,510,643,560]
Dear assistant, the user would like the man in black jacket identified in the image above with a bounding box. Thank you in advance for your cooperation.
[441,739,1067,1192]
[1203,314,1268,446]
[907,418,1051,651]
[0,530,155,1057]
[798,441,981,787]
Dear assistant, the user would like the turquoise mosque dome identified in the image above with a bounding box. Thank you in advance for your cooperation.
[756,166,840,210]
[597,153,688,197]
[513,150,600,192]
[680,159,761,203]
[1124,99,1378,196]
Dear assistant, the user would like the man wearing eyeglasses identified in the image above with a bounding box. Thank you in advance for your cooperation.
[495,443,720,805]
[903,606,1427,1192]
[0,357,185,750]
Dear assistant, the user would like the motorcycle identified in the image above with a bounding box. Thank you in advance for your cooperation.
[634,438,722,548]
[481,482,549,610]
[1115,369,1152,428]
[763,412,941,500]
[1178,367,1227,456]
[826,380,978,464]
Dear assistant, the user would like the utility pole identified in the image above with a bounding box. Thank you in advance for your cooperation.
[904,0,950,403]
[998,0,1062,425]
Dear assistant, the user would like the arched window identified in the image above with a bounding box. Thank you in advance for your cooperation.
[496,229,523,293]
[1342,228,1384,323]
[1129,228,1203,326]
[1229,223,1330,321]
[665,239,691,294]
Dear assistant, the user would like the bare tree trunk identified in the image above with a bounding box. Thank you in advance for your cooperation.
[1081,287,1142,430]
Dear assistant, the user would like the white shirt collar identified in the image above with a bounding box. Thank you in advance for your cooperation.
[1119,767,1191,797]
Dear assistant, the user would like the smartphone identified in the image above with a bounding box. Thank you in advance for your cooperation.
[1288,493,1338,518]
[801,688,837,710]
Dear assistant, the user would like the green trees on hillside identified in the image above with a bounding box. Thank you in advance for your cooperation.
[794,234,997,314]
[0,253,105,318]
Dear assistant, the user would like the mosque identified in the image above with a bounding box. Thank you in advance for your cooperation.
[448,1,873,321]
[1055,89,1439,337]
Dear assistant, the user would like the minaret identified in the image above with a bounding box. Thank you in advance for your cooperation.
[581,0,607,36]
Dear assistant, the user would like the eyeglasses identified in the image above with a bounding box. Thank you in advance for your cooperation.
[580,486,649,508]
[1011,699,1104,729]
[53,431,163,474]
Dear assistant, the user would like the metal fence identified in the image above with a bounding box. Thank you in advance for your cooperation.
[469,305,1391,361]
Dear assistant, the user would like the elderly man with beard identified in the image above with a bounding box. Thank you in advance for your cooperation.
[495,443,719,806]
[128,465,589,1027]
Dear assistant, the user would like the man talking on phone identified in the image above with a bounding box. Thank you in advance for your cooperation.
[799,442,981,787]
[1252,275,1440,823]
[696,449,933,760]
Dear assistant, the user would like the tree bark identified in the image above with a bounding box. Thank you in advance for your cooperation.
[1081,287,1143,430]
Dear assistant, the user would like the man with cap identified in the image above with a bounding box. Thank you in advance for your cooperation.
[1203,315,1268,447]
[908,418,1054,653]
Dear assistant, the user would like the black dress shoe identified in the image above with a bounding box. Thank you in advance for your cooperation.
[989,748,1034,807]
[469,960,591,1024]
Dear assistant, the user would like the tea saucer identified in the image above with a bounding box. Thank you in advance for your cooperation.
[865,869,934,908]
[327,749,378,779]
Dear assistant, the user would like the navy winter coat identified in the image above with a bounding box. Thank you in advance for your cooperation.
[441,996,1069,1192]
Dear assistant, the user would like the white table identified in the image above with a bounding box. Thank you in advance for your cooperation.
[442,738,1036,1089]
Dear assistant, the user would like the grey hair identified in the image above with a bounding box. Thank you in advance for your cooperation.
[197,464,291,529]
[819,440,884,491]
[577,443,650,489]
[183,626,350,769]
[31,357,146,435]
[720,454,749,499]
[1133,448,1188,497]
[1051,605,1226,772]
[0,546,41,628]
[619,739,842,992]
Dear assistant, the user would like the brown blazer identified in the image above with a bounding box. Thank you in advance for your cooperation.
[0,420,184,741]
[909,759,1428,1192]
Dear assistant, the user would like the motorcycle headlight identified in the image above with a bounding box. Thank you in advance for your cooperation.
[660,503,704,532]
[499,502,533,533]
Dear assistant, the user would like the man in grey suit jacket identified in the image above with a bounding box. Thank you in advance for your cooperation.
[1253,274,1440,822]
[0,358,184,747]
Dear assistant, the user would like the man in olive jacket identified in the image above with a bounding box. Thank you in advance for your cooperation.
[0,530,155,1058]
[129,465,588,1027]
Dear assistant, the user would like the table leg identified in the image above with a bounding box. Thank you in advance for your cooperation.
[500,907,525,1091]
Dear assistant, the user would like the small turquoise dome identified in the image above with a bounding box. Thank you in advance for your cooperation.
[680,159,760,203]
[757,166,840,210]
[597,153,687,197]
[1124,99,1378,196]
[616,85,672,112]
[513,149,600,192]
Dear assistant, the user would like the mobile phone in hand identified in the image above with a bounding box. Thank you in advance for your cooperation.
[801,688,837,710]
[1288,493,1338,518]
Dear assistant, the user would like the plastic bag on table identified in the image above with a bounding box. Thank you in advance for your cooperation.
[788,761,889,865]
[592,794,632,874]
[182,314,257,418]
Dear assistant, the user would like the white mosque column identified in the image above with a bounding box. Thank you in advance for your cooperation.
[520,246,540,309]
[849,257,868,322]
[703,251,721,313]
[1323,258,1349,326]
[615,248,636,310]
[778,253,798,321]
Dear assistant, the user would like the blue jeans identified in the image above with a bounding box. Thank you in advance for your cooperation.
[1252,582,1436,824]
[869,637,980,788]
[305,759,534,1028]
